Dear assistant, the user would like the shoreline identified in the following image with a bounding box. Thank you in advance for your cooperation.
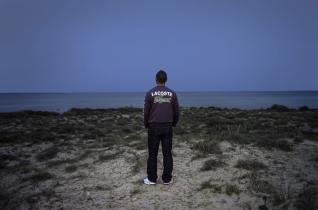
[0,103,316,115]
[1,91,318,113]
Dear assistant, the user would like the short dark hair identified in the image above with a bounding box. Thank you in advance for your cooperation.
[156,70,167,84]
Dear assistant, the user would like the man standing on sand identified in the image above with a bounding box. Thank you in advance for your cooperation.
[143,70,180,185]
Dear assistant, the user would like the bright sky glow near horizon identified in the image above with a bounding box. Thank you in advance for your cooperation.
[0,0,317,92]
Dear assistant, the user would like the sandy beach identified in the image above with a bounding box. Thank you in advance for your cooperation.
[0,105,317,210]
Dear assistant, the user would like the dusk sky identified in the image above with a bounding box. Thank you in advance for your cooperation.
[0,0,317,92]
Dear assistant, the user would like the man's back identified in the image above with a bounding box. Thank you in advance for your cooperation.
[144,85,179,128]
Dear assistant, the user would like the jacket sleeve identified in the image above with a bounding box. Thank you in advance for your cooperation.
[172,92,180,127]
[143,92,151,128]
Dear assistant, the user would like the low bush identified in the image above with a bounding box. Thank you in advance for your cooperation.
[65,165,78,173]
[295,184,318,210]
[200,158,226,171]
[36,146,60,162]
[225,183,241,195]
[235,159,267,171]
[298,106,310,111]
[256,137,294,152]
[269,104,291,112]
[23,171,53,183]
[192,140,222,155]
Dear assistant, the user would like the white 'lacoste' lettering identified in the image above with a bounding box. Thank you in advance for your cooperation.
[151,91,172,97]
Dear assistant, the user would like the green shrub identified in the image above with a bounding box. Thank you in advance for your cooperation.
[295,185,318,210]
[192,140,222,155]
[225,183,241,195]
[298,106,310,111]
[199,181,222,193]
[23,171,53,183]
[269,104,291,112]
[98,152,120,162]
[256,137,294,152]
[36,146,60,162]
[201,158,226,171]
[235,159,267,171]
[65,165,78,173]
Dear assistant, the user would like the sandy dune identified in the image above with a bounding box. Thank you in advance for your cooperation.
[0,106,317,209]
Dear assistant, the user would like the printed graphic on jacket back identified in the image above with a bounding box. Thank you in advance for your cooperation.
[151,91,172,104]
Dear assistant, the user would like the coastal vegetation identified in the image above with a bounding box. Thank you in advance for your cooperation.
[0,105,317,209]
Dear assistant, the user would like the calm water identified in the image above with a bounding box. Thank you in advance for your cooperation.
[0,91,317,113]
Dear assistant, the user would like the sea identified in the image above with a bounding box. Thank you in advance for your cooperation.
[0,91,317,113]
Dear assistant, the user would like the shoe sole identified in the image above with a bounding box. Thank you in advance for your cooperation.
[144,182,156,185]
[144,180,156,185]
[163,180,173,185]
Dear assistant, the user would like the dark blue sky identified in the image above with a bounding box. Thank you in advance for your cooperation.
[0,0,317,92]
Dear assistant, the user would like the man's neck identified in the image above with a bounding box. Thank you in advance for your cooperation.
[156,83,165,87]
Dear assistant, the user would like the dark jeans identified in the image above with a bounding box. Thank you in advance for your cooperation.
[147,123,173,183]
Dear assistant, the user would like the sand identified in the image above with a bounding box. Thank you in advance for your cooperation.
[0,106,317,209]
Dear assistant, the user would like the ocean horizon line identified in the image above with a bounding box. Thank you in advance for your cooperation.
[1,91,317,112]
[0,90,317,94]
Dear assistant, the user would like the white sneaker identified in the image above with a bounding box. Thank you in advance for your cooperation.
[163,178,173,185]
[144,177,156,185]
